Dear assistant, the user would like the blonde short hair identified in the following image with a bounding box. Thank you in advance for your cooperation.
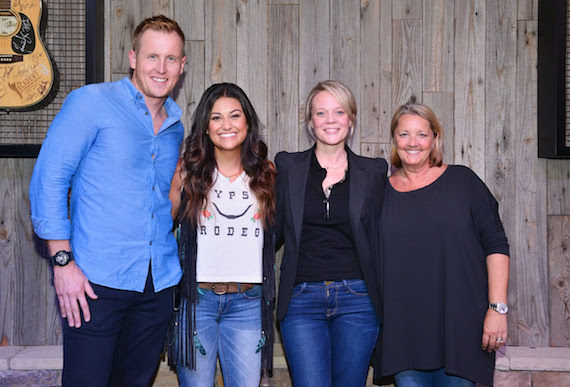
[390,98,444,168]
[304,80,357,142]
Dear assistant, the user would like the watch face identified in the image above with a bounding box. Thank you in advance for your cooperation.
[497,303,509,314]
[55,252,69,265]
[52,251,73,266]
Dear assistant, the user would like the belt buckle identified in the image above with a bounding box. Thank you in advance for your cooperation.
[212,283,228,295]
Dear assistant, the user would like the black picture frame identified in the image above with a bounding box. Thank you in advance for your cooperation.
[538,0,570,158]
[86,0,105,85]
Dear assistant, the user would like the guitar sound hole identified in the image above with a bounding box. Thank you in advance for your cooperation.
[0,10,20,36]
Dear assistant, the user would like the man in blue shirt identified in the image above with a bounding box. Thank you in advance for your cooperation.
[29,15,186,386]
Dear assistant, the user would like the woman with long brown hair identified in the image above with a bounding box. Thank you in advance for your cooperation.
[168,83,276,386]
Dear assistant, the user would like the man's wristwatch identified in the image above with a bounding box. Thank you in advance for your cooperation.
[489,302,509,315]
[50,250,75,267]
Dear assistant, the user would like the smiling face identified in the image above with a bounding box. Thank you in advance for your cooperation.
[208,97,248,156]
[310,91,352,148]
[393,114,436,170]
[129,29,186,104]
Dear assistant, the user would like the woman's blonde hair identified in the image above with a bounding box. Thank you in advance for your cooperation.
[390,98,444,168]
[304,80,357,142]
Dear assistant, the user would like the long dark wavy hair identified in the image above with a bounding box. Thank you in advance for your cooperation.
[181,83,275,228]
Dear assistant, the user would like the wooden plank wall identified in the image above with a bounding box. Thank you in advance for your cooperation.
[2,0,569,350]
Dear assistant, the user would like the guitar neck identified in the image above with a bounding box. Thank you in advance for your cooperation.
[0,1,12,10]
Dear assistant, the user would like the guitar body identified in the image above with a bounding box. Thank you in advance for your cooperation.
[0,0,55,110]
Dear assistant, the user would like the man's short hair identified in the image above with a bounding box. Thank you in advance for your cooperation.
[132,15,185,53]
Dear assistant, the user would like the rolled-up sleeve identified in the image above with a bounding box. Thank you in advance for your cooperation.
[30,87,98,240]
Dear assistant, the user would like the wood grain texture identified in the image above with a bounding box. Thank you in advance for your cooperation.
[360,142,391,163]
[45,271,61,346]
[454,0,485,177]
[360,0,381,143]
[392,20,422,110]
[0,159,56,346]
[548,160,570,215]
[13,159,54,345]
[331,0,361,150]
[379,0,393,141]
[150,0,173,16]
[423,0,454,92]
[110,0,147,74]
[392,0,422,19]
[549,216,570,346]
[267,5,299,159]
[514,20,548,347]
[236,0,269,136]
[269,0,298,4]
[0,159,15,345]
[298,0,329,150]
[174,0,204,40]
[517,0,538,21]
[205,0,237,85]
[422,92,454,166]
[172,41,205,139]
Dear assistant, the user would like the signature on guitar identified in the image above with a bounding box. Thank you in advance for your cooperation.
[0,0,56,110]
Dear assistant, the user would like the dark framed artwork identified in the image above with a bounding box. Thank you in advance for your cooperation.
[86,0,105,85]
[0,0,104,158]
[538,0,570,158]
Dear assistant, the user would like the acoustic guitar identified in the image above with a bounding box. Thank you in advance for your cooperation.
[0,0,55,110]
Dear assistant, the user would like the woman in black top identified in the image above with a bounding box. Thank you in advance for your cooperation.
[376,100,509,387]
[275,80,388,386]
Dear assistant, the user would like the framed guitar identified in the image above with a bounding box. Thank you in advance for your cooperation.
[0,0,56,111]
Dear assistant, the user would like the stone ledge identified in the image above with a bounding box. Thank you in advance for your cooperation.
[10,346,63,370]
[495,346,570,372]
[3,345,570,372]
[494,370,570,387]
[0,346,24,371]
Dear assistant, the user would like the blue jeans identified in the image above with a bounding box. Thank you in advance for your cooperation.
[177,285,263,387]
[280,280,379,387]
[395,368,476,387]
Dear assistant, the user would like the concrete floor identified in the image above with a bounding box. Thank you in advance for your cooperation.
[152,360,179,387]
[152,359,383,387]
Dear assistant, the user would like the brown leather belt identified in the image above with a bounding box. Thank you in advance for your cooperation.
[198,282,255,295]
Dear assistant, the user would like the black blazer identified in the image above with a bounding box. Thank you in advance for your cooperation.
[275,146,388,321]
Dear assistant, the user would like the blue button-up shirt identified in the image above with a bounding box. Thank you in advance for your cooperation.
[30,77,183,292]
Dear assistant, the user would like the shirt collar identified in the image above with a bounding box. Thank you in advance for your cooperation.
[309,145,351,172]
[310,147,326,173]
[119,76,183,122]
